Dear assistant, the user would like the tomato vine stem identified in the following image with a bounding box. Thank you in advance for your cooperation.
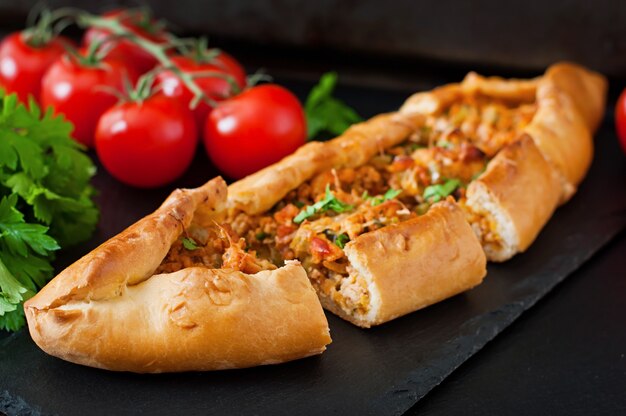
[77,13,212,109]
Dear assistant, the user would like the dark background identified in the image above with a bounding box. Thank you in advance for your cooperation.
[0,0,625,83]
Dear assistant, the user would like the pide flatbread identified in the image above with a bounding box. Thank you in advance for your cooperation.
[25,178,331,373]
[25,62,606,371]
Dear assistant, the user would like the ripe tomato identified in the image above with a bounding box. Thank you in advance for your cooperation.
[83,9,168,74]
[95,94,198,188]
[156,53,247,128]
[204,84,306,179]
[41,54,138,147]
[614,88,626,154]
[0,33,71,103]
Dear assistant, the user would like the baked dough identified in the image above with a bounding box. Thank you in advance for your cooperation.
[25,62,607,369]
[225,62,605,329]
[24,178,331,373]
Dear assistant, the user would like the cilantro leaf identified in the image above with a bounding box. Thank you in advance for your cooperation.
[304,72,362,140]
[423,179,461,203]
[294,185,354,224]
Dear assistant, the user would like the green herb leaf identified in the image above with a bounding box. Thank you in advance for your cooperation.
[304,72,362,140]
[423,179,461,203]
[182,237,198,250]
[294,185,354,224]
[255,231,268,241]
[0,92,98,331]
[334,233,350,249]
[0,194,57,328]
[364,188,402,206]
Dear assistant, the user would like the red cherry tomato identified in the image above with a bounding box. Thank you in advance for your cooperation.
[614,89,626,154]
[0,33,71,103]
[40,54,138,147]
[95,94,198,188]
[156,53,247,128]
[83,9,168,74]
[204,84,306,179]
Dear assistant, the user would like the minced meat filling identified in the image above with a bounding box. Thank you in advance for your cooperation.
[155,223,276,275]
[156,93,536,313]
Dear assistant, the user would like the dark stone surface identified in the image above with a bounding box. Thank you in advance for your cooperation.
[0,76,625,416]
[0,0,625,77]
[409,231,626,416]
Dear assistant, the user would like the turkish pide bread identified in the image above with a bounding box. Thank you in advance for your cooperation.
[25,177,331,373]
[25,62,607,371]
[227,62,605,327]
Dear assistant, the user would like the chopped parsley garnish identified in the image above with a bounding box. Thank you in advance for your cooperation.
[255,231,268,241]
[294,185,354,224]
[362,188,402,206]
[334,233,350,249]
[423,179,461,203]
[182,237,198,250]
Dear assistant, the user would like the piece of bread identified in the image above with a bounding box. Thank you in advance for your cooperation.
[524,63,607,202]
[225,62,605,324]
[397,62,606,260]
[335,200,486,327]
[464,135,561,261]
[24,178,331,373]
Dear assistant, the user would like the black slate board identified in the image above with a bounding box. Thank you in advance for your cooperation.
[1,80,625,416]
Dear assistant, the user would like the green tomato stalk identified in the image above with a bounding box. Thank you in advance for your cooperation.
[76,12,212,109]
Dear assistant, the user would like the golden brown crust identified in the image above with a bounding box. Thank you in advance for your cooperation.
[25,178,331,373]
[27,178,228,311]
[460,72,539,102]
[227,141,338,215]
[342,201,487,327]
[228,112,422,215]
[524,63,606,201]
[26,262,330,373]
[466,135,561,260]
[542,62,608,133]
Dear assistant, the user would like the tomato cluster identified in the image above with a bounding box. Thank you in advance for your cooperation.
[0,9,307,187]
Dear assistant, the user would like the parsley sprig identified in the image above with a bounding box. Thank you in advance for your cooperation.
[0,93,98,331]
[294,185,354,224]
[362,188,402,206]
[423,179,461,203]
[334,233,350,249]
[0,194,59,326]
[304,72,362,140]
[182,237,198,250]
